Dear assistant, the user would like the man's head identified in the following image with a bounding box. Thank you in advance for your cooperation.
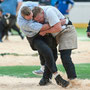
[21,6,33,20]
[32,7,44,23]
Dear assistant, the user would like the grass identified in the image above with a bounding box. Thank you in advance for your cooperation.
[0,28,89,79]
[0,64,90,79]
[57,64,90,79]
[0,66,41,78]
[76,28,90,41]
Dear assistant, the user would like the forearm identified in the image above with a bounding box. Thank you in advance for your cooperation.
[40,22,62,34]
[40,24,50,32]
[69,5,73,11]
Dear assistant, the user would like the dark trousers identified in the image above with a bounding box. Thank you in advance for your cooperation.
[10,24,23,39]
[27,35,57,79]
[39,48,57,65]
[0,14,16,41]
[38,34,58,66]
[34,37,57,73]
[38,47,57,79]
[0,20,6,41]
[60,49,77,79]
[35,34,58,79]
[12,25,21,35]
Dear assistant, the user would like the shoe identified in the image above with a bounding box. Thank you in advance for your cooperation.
[39,78,51,86]
[55,75,69,88]
[32,69,44,75]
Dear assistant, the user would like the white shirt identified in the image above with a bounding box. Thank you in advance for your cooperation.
[40,6,65,37]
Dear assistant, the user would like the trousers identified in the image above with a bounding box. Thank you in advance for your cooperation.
[60,49,77,79]
[0,14,16,41]
[27,35,58,77]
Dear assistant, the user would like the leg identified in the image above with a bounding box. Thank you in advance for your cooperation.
[44,34,58,79]
[32,54,45,75]
[34,38,57,73]
[34,38,69,87]
[32,34,58,76]
[60,49,77,79]
[0,20,5,42]
[12,24,24,39]
[32,48,58,76]
[43,48,58,79]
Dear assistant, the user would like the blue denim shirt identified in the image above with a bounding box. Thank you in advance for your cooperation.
[55,0,74,15]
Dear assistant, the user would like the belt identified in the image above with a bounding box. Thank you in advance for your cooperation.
[65,20,72,26]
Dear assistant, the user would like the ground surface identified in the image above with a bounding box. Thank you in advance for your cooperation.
[0,36,90,90]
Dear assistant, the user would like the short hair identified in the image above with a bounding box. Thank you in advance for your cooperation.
[32,7,43,19]
[21,6,31,17]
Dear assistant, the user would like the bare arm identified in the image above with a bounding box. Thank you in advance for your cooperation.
[40,18,66,32]
[66,5,73,13]
[39,22,62,36]
[40,24,50,32]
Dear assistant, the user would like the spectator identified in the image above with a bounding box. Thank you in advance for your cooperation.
[55,0,74,18]
[0,0,24,42]
[87,20,90,38]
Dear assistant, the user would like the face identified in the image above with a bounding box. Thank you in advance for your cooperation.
[24,11,33,20]
[34,12,44,23]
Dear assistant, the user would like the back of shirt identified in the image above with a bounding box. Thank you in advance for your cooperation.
[0,0,18,15]
[40,6,65,36]
[40,6,65,26]
[56,0,74,15]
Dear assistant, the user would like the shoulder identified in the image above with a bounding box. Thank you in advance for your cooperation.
[45,6,54,14]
